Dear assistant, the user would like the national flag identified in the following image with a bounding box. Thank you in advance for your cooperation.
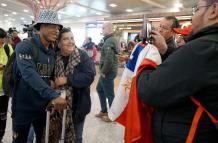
[108,42,146,121]
[109,43,162,143]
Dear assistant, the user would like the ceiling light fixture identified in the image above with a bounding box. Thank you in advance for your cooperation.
[96,12,102,15]
[109,4,117,7]
[4,14,9,17]
[170,7,180,12]
[80,7,87,12]
[21,17,25,20]
[126,9,133,12]
[141,0,166,8]
[1,3,7,7]
[12,12,17,15]
[175,3,183,8]
[24,9,29,12]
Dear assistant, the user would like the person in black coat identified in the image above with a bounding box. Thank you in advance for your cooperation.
[137,0,218,142]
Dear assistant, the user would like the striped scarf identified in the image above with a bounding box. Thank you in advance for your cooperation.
[54,48,81,143]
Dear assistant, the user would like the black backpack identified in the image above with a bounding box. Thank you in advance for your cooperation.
[2,38,38,97]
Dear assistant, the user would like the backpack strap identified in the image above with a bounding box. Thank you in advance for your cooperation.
[4,44,10,59]
[185,96,218,143]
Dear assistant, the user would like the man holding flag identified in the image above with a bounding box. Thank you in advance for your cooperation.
[108,20,165,142]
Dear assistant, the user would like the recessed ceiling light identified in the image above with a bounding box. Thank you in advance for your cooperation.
[109,4,117,7]
[96,12,102,15]
[126,9,133,12]
[80,7,87,12]
[1,3,7,7]
[24,9,29,12]
[21,17,25,20]
[170,7,180,12]
[175,3,183,8]
[12,12,17,15]
[4,14,8,17]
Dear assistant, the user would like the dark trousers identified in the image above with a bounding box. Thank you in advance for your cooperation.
[74,119,85,143]
[12,117,46,143]
[0,95,9,141]
[96,72,116,113]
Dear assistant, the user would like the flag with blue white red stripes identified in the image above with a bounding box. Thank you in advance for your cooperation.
[108,42,146,121]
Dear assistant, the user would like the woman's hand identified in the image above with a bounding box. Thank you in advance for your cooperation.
[50,80,56,89]
[54,76,67,88]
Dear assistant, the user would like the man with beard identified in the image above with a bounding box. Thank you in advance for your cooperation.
[137,0,218,142]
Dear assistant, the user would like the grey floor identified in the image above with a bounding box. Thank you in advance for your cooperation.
[2,92,124,143]
[4,66,124,143]
[2,66,125,143]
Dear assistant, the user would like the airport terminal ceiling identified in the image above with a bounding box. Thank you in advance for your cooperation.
[0,0,195,25]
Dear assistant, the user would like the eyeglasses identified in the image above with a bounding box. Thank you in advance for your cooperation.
[159,24,171,31]
[192,4,212,15]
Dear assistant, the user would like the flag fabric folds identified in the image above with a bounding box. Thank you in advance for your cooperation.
[117,58,157,143]
[109,43,162,143]
[108,42,146,121]
[108,43,161,121]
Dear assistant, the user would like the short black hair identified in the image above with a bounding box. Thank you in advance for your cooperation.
[88,37,92,42]
[12,29,18,33]
[164,16,179,29]
[57,27,71,42]
[0,28,7,38]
